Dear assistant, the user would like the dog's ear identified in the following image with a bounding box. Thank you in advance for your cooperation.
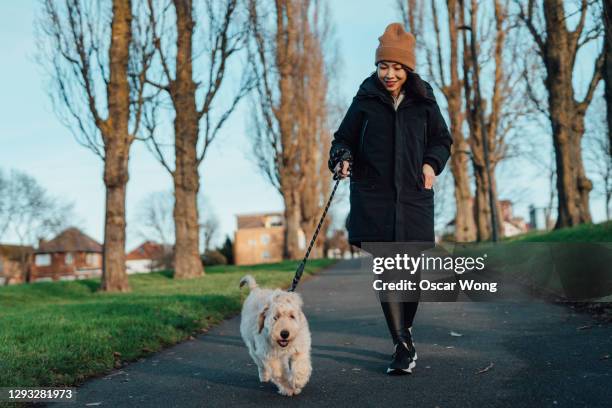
[289,292,303,308]
[258,304,269,334]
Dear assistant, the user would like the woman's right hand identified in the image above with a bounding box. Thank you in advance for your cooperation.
[334,160,351,179]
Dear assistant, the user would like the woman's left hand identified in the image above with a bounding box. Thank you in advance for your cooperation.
[422,163,436,190]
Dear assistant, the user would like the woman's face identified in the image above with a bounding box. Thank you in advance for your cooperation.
[377,61,408,96]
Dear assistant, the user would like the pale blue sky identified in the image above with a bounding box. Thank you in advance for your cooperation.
[0,0,607,249]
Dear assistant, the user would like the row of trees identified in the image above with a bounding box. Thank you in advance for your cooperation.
[36,0,610,292]
[397,0,609,241]
[37,0,332,292]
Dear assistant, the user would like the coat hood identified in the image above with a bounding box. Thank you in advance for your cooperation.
[355,72,436,104]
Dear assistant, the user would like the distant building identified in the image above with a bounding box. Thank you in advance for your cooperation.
[234,212,287,266]
[31,228,103,281]
[0,244,33,285]
[325,230,355,259]
[499,200,529,237]
[126,241,172,273]
[443,199,529,240]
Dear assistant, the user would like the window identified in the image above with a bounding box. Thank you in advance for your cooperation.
[267,215,283,227]
[262,251,270,259]
[260,234,270,245]
[35,254,51,266]
[86,253,100,266]
[0,259,3,274]
[248,239,257,246]
[65,253,74,265]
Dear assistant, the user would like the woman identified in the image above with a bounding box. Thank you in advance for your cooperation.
[328,23,453,375]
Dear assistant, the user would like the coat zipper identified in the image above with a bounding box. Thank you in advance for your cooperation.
[359,119,369,158]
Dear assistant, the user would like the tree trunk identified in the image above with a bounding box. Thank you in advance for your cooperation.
[446,0,476,242]
[283,187,303,260]
[102,170,130,292]
[604,0,612,156]
[100,0,133,292]
[543,0,594,228]
[551,119,592,226]
[451,140,476,242]
[172,0,204,279]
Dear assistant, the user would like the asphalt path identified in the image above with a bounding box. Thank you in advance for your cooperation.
[47,259,611,408]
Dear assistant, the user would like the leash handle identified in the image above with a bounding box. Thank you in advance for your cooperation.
[289,177,342,292]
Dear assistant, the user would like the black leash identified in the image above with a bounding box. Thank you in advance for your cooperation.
[288,174,344,292]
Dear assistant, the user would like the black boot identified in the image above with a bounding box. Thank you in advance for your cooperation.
[387,337,416,375]
[380,302,416,374]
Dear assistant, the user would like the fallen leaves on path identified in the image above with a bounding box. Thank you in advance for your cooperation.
[476,362,494,374]
[577,325,592,331]
[450,331,463,337]
[600,354,610,360]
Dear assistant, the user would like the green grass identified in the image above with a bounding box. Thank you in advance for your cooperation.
[508,220,612,242]
[0,259,336,389]
[451,221,612,301]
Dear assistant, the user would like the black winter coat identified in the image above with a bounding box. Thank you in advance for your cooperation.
[328,72,453,246]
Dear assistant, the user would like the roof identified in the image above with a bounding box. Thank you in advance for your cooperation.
[0,244,34,261]
[38,228,102,253]
[127,241,170,260]
[236,212,284,229]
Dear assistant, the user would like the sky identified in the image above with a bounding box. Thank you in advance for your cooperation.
[0,0,607,249]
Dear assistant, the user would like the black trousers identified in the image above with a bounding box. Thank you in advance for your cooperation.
[380,301,418,345]
[357,241,425,346]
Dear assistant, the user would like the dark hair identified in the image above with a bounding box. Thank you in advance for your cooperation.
[375,62,429,100]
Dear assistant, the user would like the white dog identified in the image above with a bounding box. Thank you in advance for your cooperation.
[239,275,312,396]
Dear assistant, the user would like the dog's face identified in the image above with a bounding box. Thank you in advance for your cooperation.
[258,291,305,348]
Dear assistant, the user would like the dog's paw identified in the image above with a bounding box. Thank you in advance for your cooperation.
[293,387,303,395]
[258,369,271,383]
[277,387,294,397]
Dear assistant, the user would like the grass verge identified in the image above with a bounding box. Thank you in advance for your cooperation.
[0,258,336,389]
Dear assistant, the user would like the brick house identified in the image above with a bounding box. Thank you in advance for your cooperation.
[126,241,172,273]
[234,212,288,265]
[0,244,33,285]
[31,228,103,281]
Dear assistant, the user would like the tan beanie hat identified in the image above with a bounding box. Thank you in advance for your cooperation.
[375,23,416,71]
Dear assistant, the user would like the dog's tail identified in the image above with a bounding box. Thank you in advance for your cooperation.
[239,274,258,290]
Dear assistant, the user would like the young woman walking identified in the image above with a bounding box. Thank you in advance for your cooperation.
[328,23,453,375]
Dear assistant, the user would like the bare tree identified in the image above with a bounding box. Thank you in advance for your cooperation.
[0,170,10,239]
[38,0,153,291]
[401,0,477,242]
[200,215,220,253]
[516,0,604,228]
[459,0,525,240]
[0,169,75,282]
[136,190,175,245]
[297,1,334,259]
[197,194,220,253]
[397,0,424,38]
[248,0,332,259]
[144,0,252,278]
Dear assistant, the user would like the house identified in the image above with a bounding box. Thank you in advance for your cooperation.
[126,241,172,273]
[443,199,529,240]
[234,212,288,265]
[325,230,355,259]
[31,228,103,281]
[499,200,529,237]
[0,244,33,285]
